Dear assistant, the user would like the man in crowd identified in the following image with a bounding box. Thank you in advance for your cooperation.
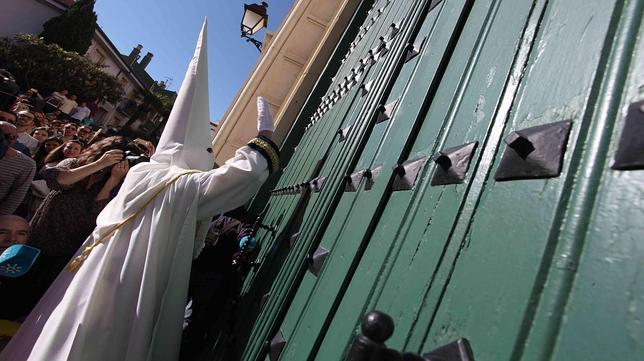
[0,111,16,124]
[77,125,93,143]
[0,214,40,323]
[15,111,38,153]
[71,101,91,123]
[0,113,31,157]
[59,94,77,116]
[0,215,29,253]
[49,119,62,137]
[45,89,67,110]
[61,122,78,142]
[0,122,36,215]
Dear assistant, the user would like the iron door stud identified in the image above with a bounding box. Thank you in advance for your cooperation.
[612,100,644,170]
[431,141,478,186]
[392,157,428,191]
[494,120,572,181]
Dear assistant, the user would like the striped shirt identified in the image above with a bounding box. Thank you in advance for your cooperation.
[0,151,36,215]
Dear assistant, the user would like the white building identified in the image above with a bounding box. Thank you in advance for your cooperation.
[0,0,172,134]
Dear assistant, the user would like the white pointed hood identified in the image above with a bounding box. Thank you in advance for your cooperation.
[152,19,213,171]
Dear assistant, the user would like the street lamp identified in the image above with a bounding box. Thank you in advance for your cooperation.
[240,2,269,52]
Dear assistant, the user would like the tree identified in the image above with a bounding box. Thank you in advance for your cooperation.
[40,0,97,54]
[122,89,174,132]
[0,34,123,102]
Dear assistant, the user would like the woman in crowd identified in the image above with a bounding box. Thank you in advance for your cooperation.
[41,139,83,168]
[32,136,62,173]
[32,140,84,216]
[28,136,137,293]
[30,127,49,145]
[24,136,64,220]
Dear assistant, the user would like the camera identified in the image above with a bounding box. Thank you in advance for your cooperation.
[124,150,149,167]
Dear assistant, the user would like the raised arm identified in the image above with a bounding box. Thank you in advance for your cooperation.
[195,146,270,219]
[195,96,279,218]
[55,150,123,185]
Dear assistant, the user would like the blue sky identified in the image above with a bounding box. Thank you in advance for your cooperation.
[94,0,294,122]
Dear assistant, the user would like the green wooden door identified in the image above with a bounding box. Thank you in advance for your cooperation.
[212,0,644,360]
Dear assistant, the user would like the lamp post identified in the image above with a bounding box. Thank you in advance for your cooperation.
[240,2,269,52]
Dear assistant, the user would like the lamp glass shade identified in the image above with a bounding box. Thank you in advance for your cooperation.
[241,3,268,35]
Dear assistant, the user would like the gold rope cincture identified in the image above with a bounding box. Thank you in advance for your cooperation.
[67,170,201,273]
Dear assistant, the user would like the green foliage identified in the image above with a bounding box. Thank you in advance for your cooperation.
[40,0,97,54]
[0,34,123,102]
[145,90,174,117]
[122,89,174,135]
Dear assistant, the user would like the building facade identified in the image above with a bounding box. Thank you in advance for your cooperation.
[205,0,644,360]
[0,0,72,36]
[0,0,174,136]
[211,0,361,164]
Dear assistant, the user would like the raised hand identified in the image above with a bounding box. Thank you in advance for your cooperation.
[257,96,274,137]
[109,160,130,181]
[96,149,124,169]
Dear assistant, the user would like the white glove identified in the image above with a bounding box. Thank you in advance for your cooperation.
[257,96,274,132]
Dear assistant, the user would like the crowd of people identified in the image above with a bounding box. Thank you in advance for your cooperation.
[0,86,274,360]
[0,87,156,323]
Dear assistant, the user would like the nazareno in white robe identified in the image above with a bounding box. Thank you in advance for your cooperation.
[0,147,268,361]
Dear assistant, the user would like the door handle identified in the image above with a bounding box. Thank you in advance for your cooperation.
[347,310,475,361]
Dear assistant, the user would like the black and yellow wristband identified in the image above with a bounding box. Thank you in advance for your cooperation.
[248,135,280,173]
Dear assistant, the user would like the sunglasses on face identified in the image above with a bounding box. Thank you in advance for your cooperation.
[3,133,17,141]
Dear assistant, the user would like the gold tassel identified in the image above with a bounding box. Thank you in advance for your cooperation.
[67,247,92,272]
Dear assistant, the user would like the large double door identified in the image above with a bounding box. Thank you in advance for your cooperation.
[225,0,644,360]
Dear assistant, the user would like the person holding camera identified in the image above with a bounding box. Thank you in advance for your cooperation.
[1,23,279,361]
[27,136,144,296]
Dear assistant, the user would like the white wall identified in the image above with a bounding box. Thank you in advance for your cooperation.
[0,0,63,38]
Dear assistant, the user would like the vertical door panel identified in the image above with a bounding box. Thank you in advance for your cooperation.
[276,2,467,359]
[316,0,538,359]
[217,0,644,360]
[527,1,644,360]
[421,1,622,361]
[238,1,418,359]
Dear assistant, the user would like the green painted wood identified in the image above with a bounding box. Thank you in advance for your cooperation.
[274,2,466,360]
[315,0,541,359]
[416,0,631,360]
[523,0,644,360]
[237,1,423,359]
[225,2,380,357]
[209,0,644,360]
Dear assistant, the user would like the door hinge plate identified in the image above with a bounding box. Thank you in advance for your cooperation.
[404,36,426,63]
[365,166,382,191]
[311,176,326,192]
[422,338,475,361]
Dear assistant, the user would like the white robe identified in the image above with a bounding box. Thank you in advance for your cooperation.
[0,146,268,361]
